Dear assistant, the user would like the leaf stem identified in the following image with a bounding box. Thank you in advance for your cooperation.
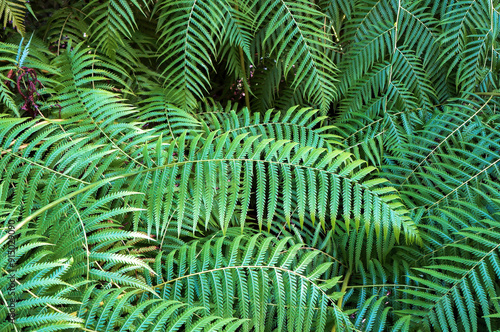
[332,268,351,332]
[475,92,500,96]
[239,46,251,110]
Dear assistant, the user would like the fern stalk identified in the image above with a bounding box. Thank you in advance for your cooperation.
[239,45,251,110]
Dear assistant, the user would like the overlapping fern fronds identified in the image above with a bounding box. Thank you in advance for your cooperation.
[1,1,500,331]
[0,34,418,330]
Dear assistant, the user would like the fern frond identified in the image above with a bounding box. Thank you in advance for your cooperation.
[256,0,337,112]
[150,234,352,331]
[197,104,342,150]
[115,130,419,244]
[84,0,149,59]
[0,0,26,35]
[43,5,89,55]
[397,220,500,331]
[155,0,225,109]
[137,85,202,139]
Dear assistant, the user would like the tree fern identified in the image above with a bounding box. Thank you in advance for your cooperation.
[1,1,500,331]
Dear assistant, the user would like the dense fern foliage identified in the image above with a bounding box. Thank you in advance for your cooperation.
[1,0,500,331]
